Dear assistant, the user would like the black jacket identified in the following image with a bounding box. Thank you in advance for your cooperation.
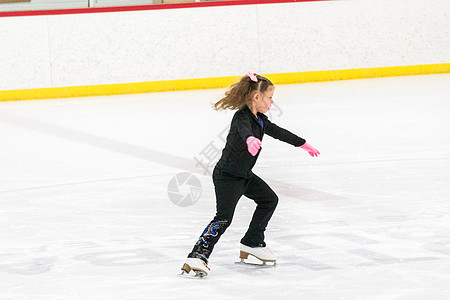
[216,105,306,178]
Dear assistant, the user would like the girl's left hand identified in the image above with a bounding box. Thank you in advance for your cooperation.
[299,142,320,157]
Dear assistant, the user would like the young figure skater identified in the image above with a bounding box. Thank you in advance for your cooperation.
[181,72,320,277]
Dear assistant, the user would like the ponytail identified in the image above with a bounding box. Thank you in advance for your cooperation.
[213,74,273,111]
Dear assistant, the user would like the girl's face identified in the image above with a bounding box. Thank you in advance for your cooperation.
[255,85,275,114]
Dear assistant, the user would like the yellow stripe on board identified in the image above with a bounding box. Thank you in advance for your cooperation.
[1,63,449,102]
[267,63,450,85]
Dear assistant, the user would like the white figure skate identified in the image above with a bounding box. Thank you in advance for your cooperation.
[179,257,210,279]
[235,243,277,267]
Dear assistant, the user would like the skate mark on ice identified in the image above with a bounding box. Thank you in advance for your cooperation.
[278,255,336,271]
[228,263,273,276]
[276,233,380,245]
[74,248,165,266]
[265,178,341,201]
[0,257,57,275]
[349,249,440,266]
[0,174,167,194]
[0,112,199,173]
[422,240,450,256]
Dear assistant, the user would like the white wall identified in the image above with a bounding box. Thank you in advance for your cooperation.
[0,0,449,91]
[0,0,154,11]
[0,0,86,12]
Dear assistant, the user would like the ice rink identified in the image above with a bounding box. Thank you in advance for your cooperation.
[1,74,450,299]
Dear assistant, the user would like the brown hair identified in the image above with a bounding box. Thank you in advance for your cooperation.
[213,74,273,110]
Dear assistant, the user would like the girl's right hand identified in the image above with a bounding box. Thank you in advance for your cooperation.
[246,136,262,156]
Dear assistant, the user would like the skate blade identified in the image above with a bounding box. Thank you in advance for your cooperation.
[178,269,207,279]
[178,263,208,279]
[235,258,276,268]
[240,251,276,263]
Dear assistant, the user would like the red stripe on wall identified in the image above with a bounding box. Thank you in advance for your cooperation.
[0,0,332,18]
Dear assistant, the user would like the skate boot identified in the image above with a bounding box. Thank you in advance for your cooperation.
[180,257,210,279]
[236,243,276,267]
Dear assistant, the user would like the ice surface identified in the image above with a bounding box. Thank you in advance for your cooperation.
[1,74,450,299]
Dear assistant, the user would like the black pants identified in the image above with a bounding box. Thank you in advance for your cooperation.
[188,166,278,262]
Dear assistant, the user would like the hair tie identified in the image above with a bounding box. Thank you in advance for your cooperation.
[246,72,258,82]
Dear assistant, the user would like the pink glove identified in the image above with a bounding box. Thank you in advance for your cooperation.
[300,142,320,157]
[246,136,262,156]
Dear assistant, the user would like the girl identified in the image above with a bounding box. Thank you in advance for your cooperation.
[181,72,320,277]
